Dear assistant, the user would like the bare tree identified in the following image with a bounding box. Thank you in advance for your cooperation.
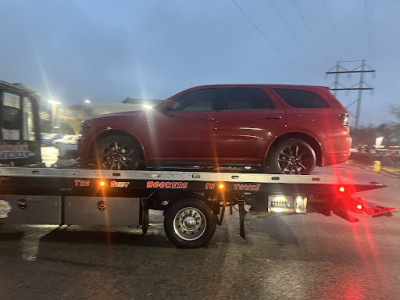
[390,104,400,121]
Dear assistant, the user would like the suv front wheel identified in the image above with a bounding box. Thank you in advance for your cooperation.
[95,134,143,170]
[267,138,316,175]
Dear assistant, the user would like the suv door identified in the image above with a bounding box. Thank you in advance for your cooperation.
[149,88,218,161]
[272,87,351,165]
[214,87,286,163]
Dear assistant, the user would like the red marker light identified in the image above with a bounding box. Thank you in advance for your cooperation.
[356,204,363,210]
[339,186,345,193]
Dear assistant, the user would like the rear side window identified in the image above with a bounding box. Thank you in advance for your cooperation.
[274,89,329,108]
[173,88,218,112]
[223,88,275,111]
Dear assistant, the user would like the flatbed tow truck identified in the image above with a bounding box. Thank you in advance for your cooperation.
[0,81,397,248]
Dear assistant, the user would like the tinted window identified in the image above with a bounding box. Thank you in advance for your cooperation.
[2,93,21,140]
[223,88,274,110]
[3,106,21,130]
[274,89,329,108]
[23,97,35,141]
[173,88,218,112]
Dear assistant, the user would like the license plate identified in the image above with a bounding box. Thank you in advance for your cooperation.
[268,195,307,214]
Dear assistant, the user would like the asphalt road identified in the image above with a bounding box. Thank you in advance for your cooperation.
[0,162,399,300]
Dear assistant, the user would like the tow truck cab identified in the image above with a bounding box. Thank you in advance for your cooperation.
[0,80,42,166]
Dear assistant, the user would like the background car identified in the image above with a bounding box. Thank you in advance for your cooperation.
[78,84,351,174]
[41,133,62,146]
[53,135,80,159]
[53,134,80,146]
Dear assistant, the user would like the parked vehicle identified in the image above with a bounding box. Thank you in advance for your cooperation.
[53,134,80,146]
[388,146,400,156]
[41,133,62,145]
[78,84,352,174]
[0,81,42,165]
[54,135,80,159]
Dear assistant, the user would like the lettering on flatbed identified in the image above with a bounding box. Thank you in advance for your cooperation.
[146,181,188,189]
[74,179,90,187]
[233,183,261,191]
[205,183,216,190]
[110,181,130,188]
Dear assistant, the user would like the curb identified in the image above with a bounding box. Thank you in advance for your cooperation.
[348,160,400,178]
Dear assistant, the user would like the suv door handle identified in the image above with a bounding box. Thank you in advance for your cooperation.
[198,118,215,121]
[265,116,283,120]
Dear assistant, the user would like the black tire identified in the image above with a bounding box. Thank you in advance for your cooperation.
[95,134,143,170]
[266,138,316,174]
[164,198,217,248]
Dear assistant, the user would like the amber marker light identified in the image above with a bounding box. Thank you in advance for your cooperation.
[218,183,225,190]
[99,180,106,187]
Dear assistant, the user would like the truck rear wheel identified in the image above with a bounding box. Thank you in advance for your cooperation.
[164,198,217,248]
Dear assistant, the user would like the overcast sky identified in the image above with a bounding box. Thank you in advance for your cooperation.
[1,0,399,126]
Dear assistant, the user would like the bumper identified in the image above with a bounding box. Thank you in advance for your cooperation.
[321,134,352,166]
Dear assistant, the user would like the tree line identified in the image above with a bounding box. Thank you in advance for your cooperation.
[351,105,400,147]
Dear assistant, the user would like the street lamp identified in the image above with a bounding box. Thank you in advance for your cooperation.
[84,99,92,115]
[48,100,61,133]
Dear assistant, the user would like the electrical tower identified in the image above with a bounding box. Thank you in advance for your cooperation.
[325,60,375,129]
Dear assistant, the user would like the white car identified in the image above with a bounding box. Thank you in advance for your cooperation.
[53,135,80,158]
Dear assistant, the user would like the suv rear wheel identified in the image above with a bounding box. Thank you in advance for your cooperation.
[267,138,316,174]
[95,134,143,170]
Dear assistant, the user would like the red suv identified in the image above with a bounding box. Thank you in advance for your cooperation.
[77,84,351,174]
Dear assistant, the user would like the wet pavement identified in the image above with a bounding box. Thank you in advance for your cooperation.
[0,163,399,299]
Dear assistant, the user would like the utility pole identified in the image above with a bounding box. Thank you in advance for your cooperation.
[326,60,375,129]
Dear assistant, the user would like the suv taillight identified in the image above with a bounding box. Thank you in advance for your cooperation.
[337,113,349,127]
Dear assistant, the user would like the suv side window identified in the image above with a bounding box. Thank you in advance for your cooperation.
[274,89,329,108]
[173,88,219,112]
[223,88,275,110]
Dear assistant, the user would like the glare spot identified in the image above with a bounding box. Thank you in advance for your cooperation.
[142,104,153,110]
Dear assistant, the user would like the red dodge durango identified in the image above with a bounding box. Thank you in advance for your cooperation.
[78,84,351,174]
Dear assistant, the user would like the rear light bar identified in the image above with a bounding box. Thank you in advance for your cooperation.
[337,113,350,127]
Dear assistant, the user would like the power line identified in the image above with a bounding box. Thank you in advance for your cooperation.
[325,60,376,129]
[322,0,340,51]
[290,0,329,60]
[269,0,307,53]
[230,0,301,75]
[364,0,374,56]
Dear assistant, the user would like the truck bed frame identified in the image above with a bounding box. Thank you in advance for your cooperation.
[0,167,396,248]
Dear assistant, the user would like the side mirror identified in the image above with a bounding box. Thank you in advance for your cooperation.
[159,102,174,113]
